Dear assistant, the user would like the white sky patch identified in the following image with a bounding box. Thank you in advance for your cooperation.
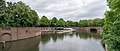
[6,0,109,21]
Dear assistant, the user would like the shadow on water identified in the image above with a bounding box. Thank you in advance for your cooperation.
[0,36,41,51]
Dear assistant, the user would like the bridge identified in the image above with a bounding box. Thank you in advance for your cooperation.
[75,27,103,34]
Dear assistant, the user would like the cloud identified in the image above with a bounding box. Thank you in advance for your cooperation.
[6,0,109,21]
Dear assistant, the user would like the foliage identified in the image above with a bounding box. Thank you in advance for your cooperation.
[39,16,50,27]
[78,18,104,27]
[0,1,39,27]
[102,0,120,51]
[57,18,66,27]
[38,17,80,27]
[38,16,103,27]
[66,21,78,27]
[50,17,58,27]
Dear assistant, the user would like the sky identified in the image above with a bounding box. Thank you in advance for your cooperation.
[6,0,109,21]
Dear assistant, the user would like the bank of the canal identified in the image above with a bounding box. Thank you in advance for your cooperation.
[0,27,104,51]
[0,32,105,51]
[0,27,54,42]
[0,35,41,51]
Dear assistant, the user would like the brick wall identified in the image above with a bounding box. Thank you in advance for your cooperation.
[0,27,42,42]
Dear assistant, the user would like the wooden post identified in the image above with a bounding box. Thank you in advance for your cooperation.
[105,44,108,51]
[1,41,5,48]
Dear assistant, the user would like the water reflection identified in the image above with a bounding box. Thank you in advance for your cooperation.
[0,32,104,51]
[40,32,100,44]
[40,32,105,51]
[0,36,41,51]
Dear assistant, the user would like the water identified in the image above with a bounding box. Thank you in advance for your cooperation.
[0,32,105,51]
[40,32,105,51]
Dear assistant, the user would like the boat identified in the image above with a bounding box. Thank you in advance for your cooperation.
[55,28,76,34]
[63,28,76,32]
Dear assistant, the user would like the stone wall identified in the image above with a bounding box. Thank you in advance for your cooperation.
[0,27,53,42]
[0,35,41,51]
[75,27,103,34]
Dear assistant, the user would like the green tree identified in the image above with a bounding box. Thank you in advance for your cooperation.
[79,20,88,27]
[74,22,79,27]
[78,18,104,27]
[66,21,76,27]
[39,16,50,27]
[102,0,120,51]
[66,21,71,27]
[92,18,104,27]
[57,18,66,27]
[0,1,39,27]
[50,17,58,27]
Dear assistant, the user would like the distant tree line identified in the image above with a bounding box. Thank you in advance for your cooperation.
[79,18,104,27]
[0,0,104,27]
[38,16,104,27]
[38,16,79,27]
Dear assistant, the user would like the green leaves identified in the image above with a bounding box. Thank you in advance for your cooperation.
[50,17,58,27]
[38,17,79,27]
[78,18,104,27]
[57,18,66,27]
[102,0,120,51]
[0,1,39,27]
[39,16,50,27]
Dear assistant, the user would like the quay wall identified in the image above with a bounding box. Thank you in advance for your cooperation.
[0,27,53,42]
[0,35,41,50]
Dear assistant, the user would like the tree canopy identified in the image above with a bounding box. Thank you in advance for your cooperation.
[102,0,120,51]
[38,16,104,27]
[57,18,66,27]
[50,17,58,27]
[39,16,50,27]
[0,1,39,27]
[78,18,104,27]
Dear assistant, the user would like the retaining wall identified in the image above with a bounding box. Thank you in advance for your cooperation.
[0,27,53,42]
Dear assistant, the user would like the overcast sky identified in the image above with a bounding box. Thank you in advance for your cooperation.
[6,0,109,21]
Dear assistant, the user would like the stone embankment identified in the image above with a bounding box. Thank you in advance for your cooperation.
[0,27,53,42]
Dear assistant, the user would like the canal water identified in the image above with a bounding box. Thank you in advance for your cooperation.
[0,32,105,51]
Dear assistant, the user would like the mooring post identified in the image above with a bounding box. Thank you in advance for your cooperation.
[1,41,6,48]
[105,44,108,51]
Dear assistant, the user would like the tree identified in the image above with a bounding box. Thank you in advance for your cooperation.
[50,17,58,27]
[102,0,120,51]
[66,21,76,27]
[0,1,39,27]
[57,18,66,27]
[74,22,79,27]
[79,20,88,27]
[78,18,104,27]
[39,16,50,27]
